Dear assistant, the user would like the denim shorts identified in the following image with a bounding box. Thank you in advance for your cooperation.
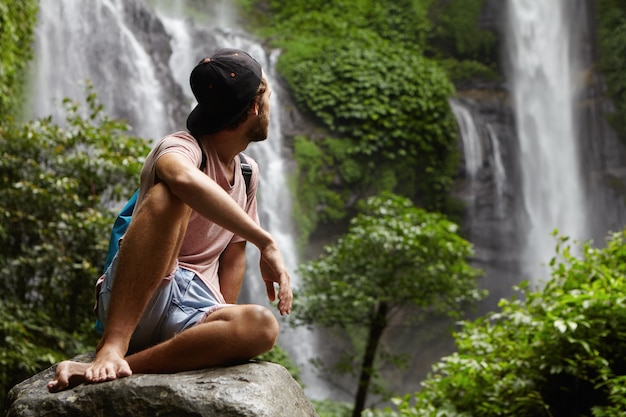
[96,254,229,353]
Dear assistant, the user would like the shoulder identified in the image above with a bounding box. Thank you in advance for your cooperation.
[152,131,202,168]
[158,131,199,149]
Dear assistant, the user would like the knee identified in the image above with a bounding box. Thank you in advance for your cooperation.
[239,306,279,353]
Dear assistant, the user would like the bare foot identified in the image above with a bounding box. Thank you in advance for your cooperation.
[47,360,90,393]
[85,347,132,383]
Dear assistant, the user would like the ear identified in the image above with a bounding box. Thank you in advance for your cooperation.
[251,101,259,116]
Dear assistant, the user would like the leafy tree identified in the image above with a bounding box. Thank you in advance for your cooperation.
[292,192,485,417]
[0,90,151,331]
[0,90,151,408]
[368,230,626,417]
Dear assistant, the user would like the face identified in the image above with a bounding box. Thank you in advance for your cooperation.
[247,74,271,143]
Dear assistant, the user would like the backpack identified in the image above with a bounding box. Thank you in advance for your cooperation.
[102,152,252,273]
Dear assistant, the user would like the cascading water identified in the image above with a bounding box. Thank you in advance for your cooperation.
[29,0,171,141]
[505,0,589,284]
[450,99,508,222]
[29,0,326,399]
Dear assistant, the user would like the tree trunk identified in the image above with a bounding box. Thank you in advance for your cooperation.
[352,301,388,417]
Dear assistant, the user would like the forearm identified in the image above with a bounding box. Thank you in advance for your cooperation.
[218,242,247,303]
[157,154,274,250]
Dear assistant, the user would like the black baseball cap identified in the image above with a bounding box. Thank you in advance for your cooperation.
[186,48,263,136]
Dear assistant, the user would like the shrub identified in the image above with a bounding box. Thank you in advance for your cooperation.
[374,230,626,416]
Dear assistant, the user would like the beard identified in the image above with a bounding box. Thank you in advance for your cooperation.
[247,108,270,143]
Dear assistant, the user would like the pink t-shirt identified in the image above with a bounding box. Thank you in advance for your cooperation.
[136,131,260,303]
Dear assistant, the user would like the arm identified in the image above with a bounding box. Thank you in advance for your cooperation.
[218,241,247,304]
[155,152,292,315]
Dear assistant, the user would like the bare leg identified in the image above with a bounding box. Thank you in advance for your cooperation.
[48,183,192,394]
[89,183,191,382]
[47,304,278,392]
[127,305,278,373]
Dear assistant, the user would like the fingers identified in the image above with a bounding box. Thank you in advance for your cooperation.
[277,288,293,316]
[261,268,292,315]
[259,244,293,315]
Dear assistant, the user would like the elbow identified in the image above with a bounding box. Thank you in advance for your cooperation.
[162,170,198,201]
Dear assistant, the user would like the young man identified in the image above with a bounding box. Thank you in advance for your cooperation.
[48,48,293,392]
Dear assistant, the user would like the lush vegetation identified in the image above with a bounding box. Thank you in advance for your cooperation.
[242,0,497,245]
[292,193,484,417]
[597,0,626,145]
[362,230,626,417]
[0,92,151,410]
[4,1,626,416]
[0,0,38,119]
[426,0,499,84]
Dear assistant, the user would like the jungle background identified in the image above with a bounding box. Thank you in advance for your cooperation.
[3,0,626,416]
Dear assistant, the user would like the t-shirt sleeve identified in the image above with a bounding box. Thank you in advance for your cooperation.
[136,132,202,209]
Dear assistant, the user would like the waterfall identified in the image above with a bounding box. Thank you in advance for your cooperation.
[450,99,508,238]
[29,0,326,399]
[505,0,589,284]
[29,0,171,141]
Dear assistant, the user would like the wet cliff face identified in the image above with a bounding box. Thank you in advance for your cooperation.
[452,0,626,315]
[450,88,525,312]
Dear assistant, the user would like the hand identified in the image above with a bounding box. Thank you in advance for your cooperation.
[259,244,292,315]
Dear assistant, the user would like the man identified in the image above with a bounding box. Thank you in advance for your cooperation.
[48,48,293,392]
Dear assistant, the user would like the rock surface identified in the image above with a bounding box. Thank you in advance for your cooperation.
[6,354,319,417]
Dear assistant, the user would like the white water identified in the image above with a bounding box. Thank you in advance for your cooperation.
[30,0,326,399]
[29,0,169,141]
[506,0,588,284]
[450,99,508,220]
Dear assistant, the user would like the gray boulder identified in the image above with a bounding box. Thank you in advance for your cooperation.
[6,354,319,417]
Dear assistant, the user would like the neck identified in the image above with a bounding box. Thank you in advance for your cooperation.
[197,131,248,166]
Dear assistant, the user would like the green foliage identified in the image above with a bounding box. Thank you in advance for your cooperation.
[0,88,151,331]
[597,0,626,144]
[0,300,92,411]
[0,89,150,408]
[256,344,302,383]
[267,0,432,47]
[437,58,500,85]
[280,43,456,162]
[292,192,484,414]
[291,136,348,247]
[378,230,626,417]
[294,192,483,328]
[312,399,353,417]
[424,0,500,85]
[0,0,39,118]
[426,0,498,70]
[248,0,461,238]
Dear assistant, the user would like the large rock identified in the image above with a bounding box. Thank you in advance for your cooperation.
[6,354,319,417]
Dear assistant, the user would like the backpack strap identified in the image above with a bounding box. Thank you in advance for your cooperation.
[239,153,252,192]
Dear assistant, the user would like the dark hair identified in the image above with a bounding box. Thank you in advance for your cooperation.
[225,76,268,131]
